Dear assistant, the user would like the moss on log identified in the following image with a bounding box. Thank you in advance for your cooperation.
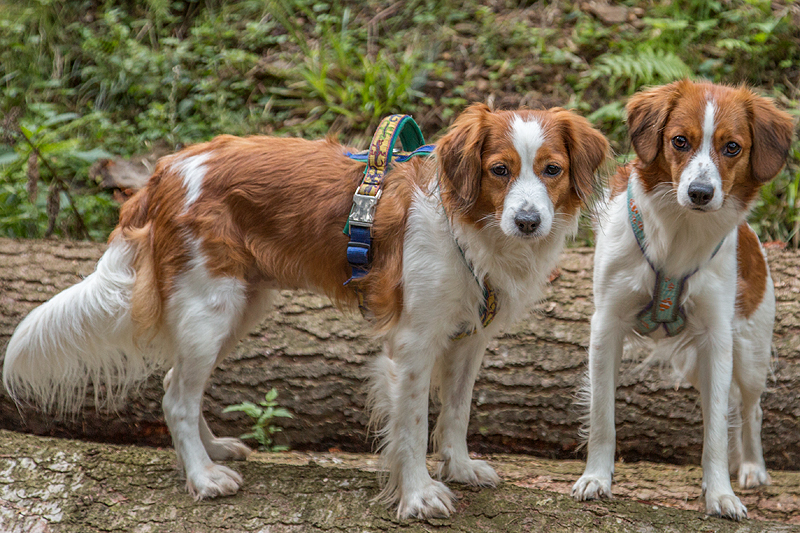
[1,430,799,532]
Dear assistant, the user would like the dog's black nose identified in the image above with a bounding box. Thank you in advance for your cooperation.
[687,181,714,206]
[514,209,541,235]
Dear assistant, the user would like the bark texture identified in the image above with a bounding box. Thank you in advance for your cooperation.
[0,238,799,470]
[1,429,799,533]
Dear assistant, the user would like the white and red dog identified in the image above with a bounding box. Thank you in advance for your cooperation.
[572,80,794,520]
[4,104,608,519]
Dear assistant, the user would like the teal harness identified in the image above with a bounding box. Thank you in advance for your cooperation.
[627,179,724,337]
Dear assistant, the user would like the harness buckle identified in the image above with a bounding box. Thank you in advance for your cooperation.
[348,190,382,230]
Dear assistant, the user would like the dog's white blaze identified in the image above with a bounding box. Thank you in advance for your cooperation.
[177,153,212,210]
[678,100,723,210]
[502,116,554,238]
[701,100,716,156]
[511,117,545,164]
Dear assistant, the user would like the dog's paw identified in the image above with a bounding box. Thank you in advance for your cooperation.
[186,464,243,500]
[206,437,253,462]
[571,474,612,501]
[738,462,770,489]
[397,480,456,520]
[437,458,500,487]
[706,491,747,521]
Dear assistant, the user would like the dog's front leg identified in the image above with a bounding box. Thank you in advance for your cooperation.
[697,331,748,520]
[370,328,456,519]
[572,310,625,501]
[432,334,499,487]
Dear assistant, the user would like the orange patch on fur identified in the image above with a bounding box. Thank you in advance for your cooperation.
[735,223,768,319]
[609,164,632,200]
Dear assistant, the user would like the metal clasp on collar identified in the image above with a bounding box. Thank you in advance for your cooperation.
[349,190,382,230]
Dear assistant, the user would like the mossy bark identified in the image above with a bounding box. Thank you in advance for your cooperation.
[1,429,798,532]
[1,238,799,471]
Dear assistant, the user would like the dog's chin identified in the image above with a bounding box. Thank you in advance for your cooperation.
[677,197,723,214]
[501,227,551,242]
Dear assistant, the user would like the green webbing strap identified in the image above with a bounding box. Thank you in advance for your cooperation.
[345,115,428,284]
[627,179,724,337]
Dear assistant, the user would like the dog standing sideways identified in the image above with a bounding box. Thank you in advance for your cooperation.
[4,104,608,519]
[572,80,794,520]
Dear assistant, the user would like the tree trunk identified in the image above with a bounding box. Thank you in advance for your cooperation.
[1,429,798,532]
[1,238,799,470]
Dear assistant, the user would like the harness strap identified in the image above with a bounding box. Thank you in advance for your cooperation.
[627,179,724,337]
[341,116,499,340]
[451,279,499,340]
[343,115,430,284]
[446,207,499,340]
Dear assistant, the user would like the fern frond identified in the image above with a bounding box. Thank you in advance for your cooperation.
[589,48,691,95]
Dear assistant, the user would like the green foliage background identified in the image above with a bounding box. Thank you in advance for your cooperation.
[1,0,798,243]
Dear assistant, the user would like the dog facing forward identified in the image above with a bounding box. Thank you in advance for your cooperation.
[572,80,794,520]
[4,104,608,519]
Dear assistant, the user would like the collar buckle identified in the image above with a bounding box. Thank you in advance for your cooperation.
[348,190,382,231]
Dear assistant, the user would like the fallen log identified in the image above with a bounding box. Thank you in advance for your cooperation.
[1,429,798,532]
[0,238,799,470]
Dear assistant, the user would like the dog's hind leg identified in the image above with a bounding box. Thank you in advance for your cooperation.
[161,245,263,499]
[727,381,744,477]
[164,286,275,465]
[198,412,251,461]
[203,286,276,461]
[730,279,773,490]
[431,334,499,487]
[731,361,769,489]
[732,321,772,487]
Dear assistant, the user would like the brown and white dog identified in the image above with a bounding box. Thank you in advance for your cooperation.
[572,80,794,520]
[4,104,608,519]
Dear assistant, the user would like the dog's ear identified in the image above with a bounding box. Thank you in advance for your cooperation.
[748,93,794,183]
[626,81,683,165]
[555,110,610,202]
[436,103,490,212]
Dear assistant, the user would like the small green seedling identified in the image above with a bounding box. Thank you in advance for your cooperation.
[223,388,293,452]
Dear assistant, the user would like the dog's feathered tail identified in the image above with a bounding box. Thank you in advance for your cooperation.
[2,189,168,415]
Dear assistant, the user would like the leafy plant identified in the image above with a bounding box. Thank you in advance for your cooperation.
[584,48,691,96]
[267,0,430,133]
[0,106,115,240]
[0,0,797,245]
[751,136,800,246]
[222,388,293,452]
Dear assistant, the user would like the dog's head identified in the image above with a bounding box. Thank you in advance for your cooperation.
[436,104,609,240]
[627,79,794,211]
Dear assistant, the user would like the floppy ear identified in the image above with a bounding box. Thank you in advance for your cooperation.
[556,110,610,202]
[626,81,683,165]
[748,94,794,183]
[436,103,490,212]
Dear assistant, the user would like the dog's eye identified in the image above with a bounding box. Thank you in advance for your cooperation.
[490,164,509,177]
[723,141,741,157]
[543,164,562,177]
[672,136,690,151]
